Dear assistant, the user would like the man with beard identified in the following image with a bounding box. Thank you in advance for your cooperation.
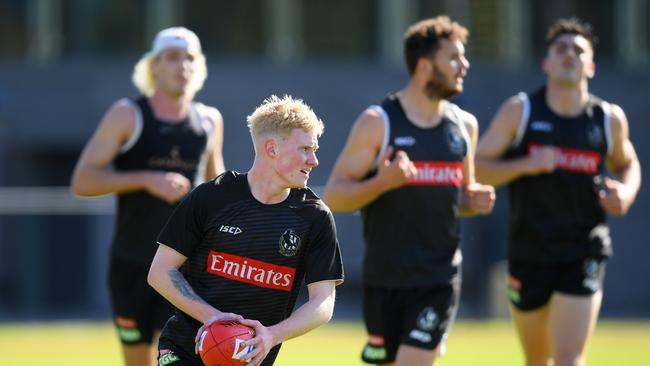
[476,18,641,366]
[324,16,495,366]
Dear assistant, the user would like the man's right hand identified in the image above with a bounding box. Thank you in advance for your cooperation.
[144,172,191,204]
[376,146,418,191]
[194,311,244,354]
[526,145,559,175]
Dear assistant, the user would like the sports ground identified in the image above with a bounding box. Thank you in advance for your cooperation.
[1,320,648,365]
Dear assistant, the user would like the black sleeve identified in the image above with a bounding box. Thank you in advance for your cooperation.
[157,184,207,257]
[304,210,344,285]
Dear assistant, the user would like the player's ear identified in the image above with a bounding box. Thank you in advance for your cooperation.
[586,60,596,79]
[264,139,278,158]
[416,56,432,77]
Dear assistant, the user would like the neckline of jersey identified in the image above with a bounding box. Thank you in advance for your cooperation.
[394,96,446,130]
[145,97,191,126]
[242,173,295,208]
[542,87,589,121]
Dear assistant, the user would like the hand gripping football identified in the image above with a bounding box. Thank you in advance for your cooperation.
[198,320,256,366]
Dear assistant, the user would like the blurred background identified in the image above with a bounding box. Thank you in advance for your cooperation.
[0,0,648,324]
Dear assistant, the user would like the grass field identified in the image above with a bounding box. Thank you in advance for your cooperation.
[1,320,648,365]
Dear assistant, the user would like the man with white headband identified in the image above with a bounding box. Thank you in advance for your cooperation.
[71,26,225,366]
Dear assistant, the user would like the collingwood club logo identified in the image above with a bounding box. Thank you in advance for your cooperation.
[447,131,465,155]
[417,307,438,331]
[587,124,604,147]
[279,229,301,257]
[409,307,438,343]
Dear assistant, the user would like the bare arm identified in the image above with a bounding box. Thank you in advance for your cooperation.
[239,280,337,366]
[323,108,416,212]
[71,100,149,195]
[476,95,557,187]
[147,243,241,323]
[201,105,226,180]
[457,111,495,217]
[599,104,642,215]
[70,99,190,203]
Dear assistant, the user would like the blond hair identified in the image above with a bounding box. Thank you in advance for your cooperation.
[131,51,207,97]
[247,95,324,141]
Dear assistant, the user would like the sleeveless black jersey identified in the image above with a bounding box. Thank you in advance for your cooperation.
[157,172,344,366]
[361,95,470,288]
[111,97,212,264]
[505,86,612,263]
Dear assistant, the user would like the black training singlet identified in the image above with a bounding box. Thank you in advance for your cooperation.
[157,172,344,366]
[505,86,612,263]
[361,94,470,288]
[111,97,212,264]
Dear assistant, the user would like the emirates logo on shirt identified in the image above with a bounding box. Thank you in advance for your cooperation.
[408,161,463,186]
[206,251,296,292]
[529,144,601,174]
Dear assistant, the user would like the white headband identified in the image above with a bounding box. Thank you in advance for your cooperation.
[151,27,202,55]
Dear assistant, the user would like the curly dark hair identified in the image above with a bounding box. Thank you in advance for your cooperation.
[546,17,598,48]
[403,16,469,75]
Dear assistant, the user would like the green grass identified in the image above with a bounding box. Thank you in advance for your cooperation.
[0,320,648,365]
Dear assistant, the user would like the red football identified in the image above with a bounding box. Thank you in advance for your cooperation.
[198,320,256,366]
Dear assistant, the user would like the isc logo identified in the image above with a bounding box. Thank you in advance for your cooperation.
[219,225,242,235]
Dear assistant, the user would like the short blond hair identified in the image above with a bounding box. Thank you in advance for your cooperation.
[246,95,324,141]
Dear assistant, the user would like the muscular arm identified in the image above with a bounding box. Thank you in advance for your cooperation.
[268,280,336,342]
[147,244,224,323]
[71,99,191,203]
[70,100,151,195]
[240,280,337,366]
[458,111,495,216]
[476,96,547,187]
[202,105,226,180]
[600,104,641,215]
[324,108,416,212]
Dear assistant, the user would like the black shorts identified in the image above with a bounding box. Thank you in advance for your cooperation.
[109,257,175,345]
[157,344,201,366]
[507,257,606,311]
[360,281,460,364]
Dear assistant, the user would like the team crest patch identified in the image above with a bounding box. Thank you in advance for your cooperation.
[416,306,438,331]
[587,124,604,147]
[279,229,301,257]
[447,131,465,155]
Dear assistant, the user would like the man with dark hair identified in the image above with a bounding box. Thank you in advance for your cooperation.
[324,16,494,366]
[476,17,641,366]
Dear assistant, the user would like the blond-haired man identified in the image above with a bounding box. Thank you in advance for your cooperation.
[71,27,224,366]
[148,95,344,366]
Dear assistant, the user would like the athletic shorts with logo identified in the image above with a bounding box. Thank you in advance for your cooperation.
[507,257,606,311]
[109,257,175,344]
[157,343,200,366]
[361,280,460,364]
